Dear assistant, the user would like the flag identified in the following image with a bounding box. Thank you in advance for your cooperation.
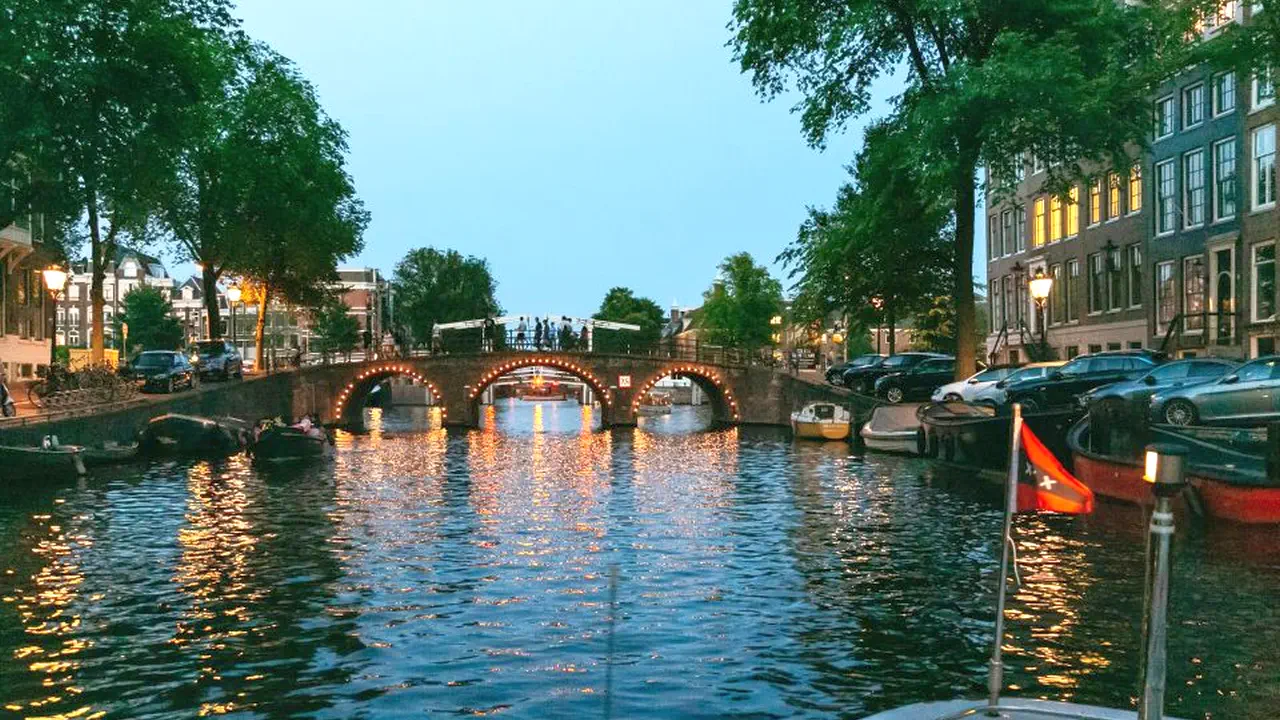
[1016,423,1095,514]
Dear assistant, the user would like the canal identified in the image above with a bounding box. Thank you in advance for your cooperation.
[1,403,1277,718]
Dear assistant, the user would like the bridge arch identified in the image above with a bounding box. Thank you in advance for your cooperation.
[631,363,740,424]
[467,355,614,425]
[334,363,442,424]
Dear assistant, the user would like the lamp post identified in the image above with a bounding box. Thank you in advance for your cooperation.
[226,285,242,353]
[870,296,885,355]
[1028,270,1054,359]
[41,265,68,367]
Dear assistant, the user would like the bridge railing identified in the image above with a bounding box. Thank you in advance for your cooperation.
[299,332,782,369]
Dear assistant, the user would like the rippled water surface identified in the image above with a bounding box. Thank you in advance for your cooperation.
[1,402,1278,719]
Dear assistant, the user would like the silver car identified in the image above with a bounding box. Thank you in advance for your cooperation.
[1150,355,1280,426]
[969,361,1066,407]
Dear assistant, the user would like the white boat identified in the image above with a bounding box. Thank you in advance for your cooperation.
[863,698,1182,719]
[790,402,851,441]
[859,403,922,454]
[637,391,673,416]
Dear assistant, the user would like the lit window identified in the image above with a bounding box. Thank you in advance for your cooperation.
[1089,180,1102,225]
[1128,166,1143,214]
[1156,160,1176,235]
[1066,187,1079,236]
[1214,136,1237,220]
[1255,243,1276,322]
[1184,83,1205,128]
[1214,71,1236,115]
[1108,172,1121,218]
[1184,256,1206,330]
[1183,149,1205,227]
[1254,124,1276,208]
[1033,197,1046,248]
[1049,196,1063,241]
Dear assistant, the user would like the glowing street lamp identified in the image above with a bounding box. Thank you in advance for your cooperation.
[226,285,242,350]
[1028,270,1054,356]
[42,265,68,366]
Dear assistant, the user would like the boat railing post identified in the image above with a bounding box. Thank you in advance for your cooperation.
[1138,443,1186,720]
[986,403,1023,715]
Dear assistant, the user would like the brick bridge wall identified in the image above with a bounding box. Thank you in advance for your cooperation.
[0,353,874,446]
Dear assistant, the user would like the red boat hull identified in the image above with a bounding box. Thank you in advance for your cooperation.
[1072,450,1280,525]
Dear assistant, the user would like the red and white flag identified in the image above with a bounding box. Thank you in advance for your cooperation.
[1016,423,1095,515]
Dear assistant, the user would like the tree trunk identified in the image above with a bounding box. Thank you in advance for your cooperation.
[952,154,979,381]
[86,188,105,364]
[887,304,897,355]
[201,264,222,339]
[254,285,269,374]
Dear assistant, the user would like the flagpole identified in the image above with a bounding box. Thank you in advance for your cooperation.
[987,403,1024,714]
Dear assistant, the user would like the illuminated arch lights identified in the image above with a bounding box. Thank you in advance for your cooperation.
[468,357,612,407]
[631,365,739,422]
[334,365,444,420]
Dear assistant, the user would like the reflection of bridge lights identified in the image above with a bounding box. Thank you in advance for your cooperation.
[629,364,740,422]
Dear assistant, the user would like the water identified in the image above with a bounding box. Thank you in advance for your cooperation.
[1,402,1278,719]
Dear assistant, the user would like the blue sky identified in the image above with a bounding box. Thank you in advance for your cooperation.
[231,1,985,316]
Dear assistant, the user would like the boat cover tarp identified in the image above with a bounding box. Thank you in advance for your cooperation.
[864,404,922,436]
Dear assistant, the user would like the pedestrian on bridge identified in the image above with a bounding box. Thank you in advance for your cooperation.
[547,320,558,350]
[534,318,543,350]
[516,318,527,349]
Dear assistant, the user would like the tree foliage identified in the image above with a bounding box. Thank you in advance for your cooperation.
[592,287,666,350]
[731,0,1177,378]
[780,121,953,356]
[116,286,185,354]
[310,299,360,358]
[700,252,783,351]
[392,248,501,347]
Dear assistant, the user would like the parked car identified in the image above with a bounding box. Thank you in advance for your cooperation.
[1082,358,1236,412]
[970,361,1067,407]
[1149,355,1280,427]
[825,354,885,386]
[130,351,198,393]
[931,364,1021,403]
[1005,350,1163,412]
[843,352,949,395]
[876,357,957,403]
[191,340,244,380]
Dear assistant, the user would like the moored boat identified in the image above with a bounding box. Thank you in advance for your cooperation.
[0,443,86,480]
[859,403,921,454]
[916,401,1078,469]
[81,442,141,467]
[637,391,673,416]
[790,401,851,441]
[1069,419,1280,525]
[251,419,331,462]
[138,413,250,457]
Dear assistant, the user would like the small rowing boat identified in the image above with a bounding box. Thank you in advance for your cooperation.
[251,418,332,462]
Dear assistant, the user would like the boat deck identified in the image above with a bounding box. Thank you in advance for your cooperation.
[863,698,1184,719]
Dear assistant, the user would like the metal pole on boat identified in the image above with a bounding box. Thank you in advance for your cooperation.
[1138,444,1185,720]
[986,403,1024,714]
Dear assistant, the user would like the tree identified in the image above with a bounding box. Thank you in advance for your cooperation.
[9,0,238,363]
[116,286,185,355]
[699,253,783,351]
[780,121,954,357]
[592,287,666,351]
[731,0,1175,379]
[310,300,360,359]
[392,248,501,347]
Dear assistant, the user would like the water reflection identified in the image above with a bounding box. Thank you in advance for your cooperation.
[0,405,1277,718]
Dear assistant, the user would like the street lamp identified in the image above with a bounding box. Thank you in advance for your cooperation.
[226,285,242,351]
[1028,270,1054,358]
[870,296,885,355]
[41,265,68,367]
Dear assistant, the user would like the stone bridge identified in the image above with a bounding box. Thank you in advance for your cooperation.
[0,351,873,446]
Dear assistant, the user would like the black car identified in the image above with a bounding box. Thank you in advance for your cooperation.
[1006,350,1164,412]
[130,351,198,393]
[825,354,885,386]
[1081,357,1236,411]
[191,340,244,380]
[842,352,949,395]
[874,356,957,403]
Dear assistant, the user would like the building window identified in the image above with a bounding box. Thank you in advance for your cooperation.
[1108,172,1121,218]
[1184,255,1207,330]
[1003,276,1014,330]
[1066,186,1079,236]
[1050,264,1064,325]
[1001,210,1013,256]
[1089,252,1106,314]
[988,215,999,260]
[1109,248,1124,311]
[1156,159,1176,234]
[1214,71,1237,116]
[1129,245,1143,308]
[1033,197,1046,248]
[1128,166,1143,214]
[1089,180,1102,225]
[1254,242,1276,321]
[1049,196,1063,241]
[1156,261,1177,330]
[1014,206,1026,252]
[1213,137,1237,221]
[1066,346,1080,359]
[1215,247,1235,343]
[1067,258,1080,323]
[1184,83,1205,128]
[1183,149,1206,227]
[1156,95,1175,138]
[1015,274,1027,327]
[1254,124,1276,209]
[1016,152,1027,181]
[1088,343,1103,354]
[1032,153,1045,175]
[1254,68,1275,111]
